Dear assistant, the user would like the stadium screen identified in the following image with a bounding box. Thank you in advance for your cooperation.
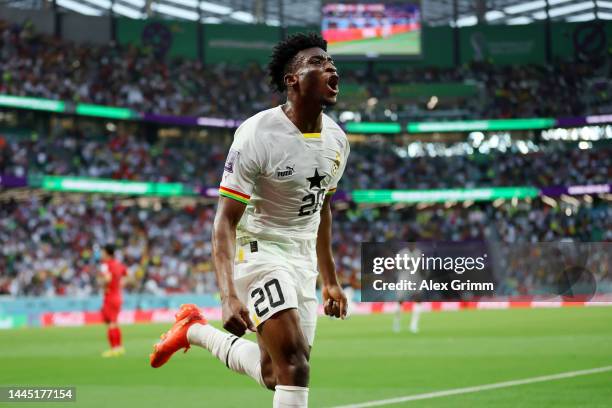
[322,2,422,58]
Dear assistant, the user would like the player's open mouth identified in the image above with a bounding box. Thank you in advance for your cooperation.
[327,75,339,95]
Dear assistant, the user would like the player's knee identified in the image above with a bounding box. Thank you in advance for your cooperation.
[276,350,310,387]
[263,375,277,390]
[261,360,277,390]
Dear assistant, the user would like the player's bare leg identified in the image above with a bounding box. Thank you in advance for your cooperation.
[256,335,278,390]
[258,308,310,407]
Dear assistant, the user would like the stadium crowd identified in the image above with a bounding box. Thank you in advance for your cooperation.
[334,201,610,292]
[0,20,274,118]
[0,196,609,297]
[0,19,610,299]
[1,130,609,189]
[0,197,217,297]
[0,130,229,186]
[346,142,610,189]
[351,60,610,121]
[1,19,610,121]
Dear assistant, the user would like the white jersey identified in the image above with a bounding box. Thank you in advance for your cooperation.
[219,106,349,242]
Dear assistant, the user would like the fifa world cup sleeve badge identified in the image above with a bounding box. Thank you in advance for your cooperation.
[331,151,341,176]
[224,149,240,173]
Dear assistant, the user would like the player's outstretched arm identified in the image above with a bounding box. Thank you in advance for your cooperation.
[212,196,256,336]
[317,195,347,319]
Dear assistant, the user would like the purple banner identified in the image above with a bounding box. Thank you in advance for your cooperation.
[567,184,611,195]
[143,113,199,127]
[555,114,612,128]
[555,117,587,127]
[331,190,350,202]
[541,184,611,197]
[0,174,27,188]
[586,114,612,125]
[197,117,243,128]
[540,186,567,197]
[200,187,219,198]
[142,113,242,129]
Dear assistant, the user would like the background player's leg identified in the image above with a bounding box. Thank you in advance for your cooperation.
[109,322,123,350]
[258,308,310,408]
[187,323,267,387]
[102,306,116,353]
[410,302,422,333]
[102,311,124,357]
[106,323,115,348]
[393,301,402,333]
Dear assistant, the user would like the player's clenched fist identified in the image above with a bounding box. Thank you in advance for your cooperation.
[322,284,347,319]
[222,296,256,337]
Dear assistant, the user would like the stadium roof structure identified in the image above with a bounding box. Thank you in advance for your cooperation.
[3,0,612,26]
[2,0,321,26]
[425,0,612,26]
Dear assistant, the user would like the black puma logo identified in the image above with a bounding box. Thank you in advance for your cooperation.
[277,165,295,178]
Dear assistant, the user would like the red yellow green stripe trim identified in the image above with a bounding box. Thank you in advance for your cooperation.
[219,186,250,204]
[326,187,337,195]
[302,132,321,139]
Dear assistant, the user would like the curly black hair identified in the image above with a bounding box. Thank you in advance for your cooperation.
[104,244,116,256]
[267,32,327,93]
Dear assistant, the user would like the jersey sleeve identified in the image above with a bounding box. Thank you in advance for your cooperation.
[219,123,262,204]
[327,136,350,195]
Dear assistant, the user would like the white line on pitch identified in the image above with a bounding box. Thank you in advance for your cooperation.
[330,365,612,408]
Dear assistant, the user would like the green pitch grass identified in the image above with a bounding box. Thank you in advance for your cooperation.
[1,307,612,407]
[328,31,420,55]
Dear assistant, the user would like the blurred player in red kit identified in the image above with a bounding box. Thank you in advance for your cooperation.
[100,244,127,357]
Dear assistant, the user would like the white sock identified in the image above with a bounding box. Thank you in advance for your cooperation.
[410,303,422,333]
[187,323,266,387]
[273,385,309,408]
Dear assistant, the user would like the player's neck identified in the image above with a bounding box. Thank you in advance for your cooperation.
[282,100,323,134]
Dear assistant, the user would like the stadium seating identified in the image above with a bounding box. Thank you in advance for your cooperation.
[1,19,610,121]
[1,131,609,188]
[1,196,609,296]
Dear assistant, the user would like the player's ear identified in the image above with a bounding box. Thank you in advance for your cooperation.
[284,72,298,89]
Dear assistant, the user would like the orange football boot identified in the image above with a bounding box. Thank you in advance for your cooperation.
[150,304,207,368]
